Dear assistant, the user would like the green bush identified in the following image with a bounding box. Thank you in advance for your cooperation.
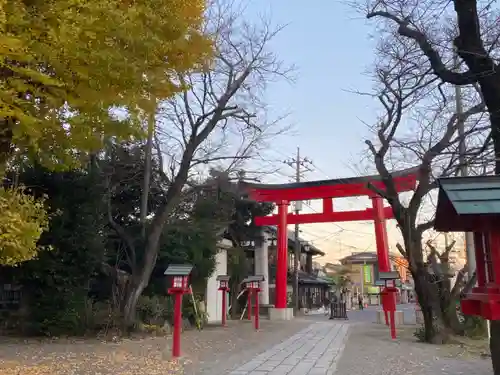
[28,290,90,336]
[464,316,488,338]
[136,295,173,325]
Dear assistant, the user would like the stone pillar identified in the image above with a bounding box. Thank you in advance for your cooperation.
[255,229,270,305]
[205,246,228,324]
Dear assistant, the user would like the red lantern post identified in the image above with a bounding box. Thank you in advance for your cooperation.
[379,271,400,340]
[217,275,230,326]
[242,275,265,330]
[165,264,193,358]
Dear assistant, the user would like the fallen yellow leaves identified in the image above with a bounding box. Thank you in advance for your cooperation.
[0,347,184,375]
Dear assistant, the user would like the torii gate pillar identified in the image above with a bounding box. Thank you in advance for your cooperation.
[372,195,393,325]
[275,200,290,309]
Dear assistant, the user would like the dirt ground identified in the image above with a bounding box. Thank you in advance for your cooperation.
[0,319,311,375]
[335,323,492,375]
[0,318,492,375]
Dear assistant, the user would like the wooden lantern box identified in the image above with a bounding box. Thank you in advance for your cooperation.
[434,176,500,320]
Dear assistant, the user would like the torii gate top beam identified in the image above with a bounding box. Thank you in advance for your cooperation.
[241,167,418,203]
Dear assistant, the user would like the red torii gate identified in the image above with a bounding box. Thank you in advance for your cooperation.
[242,168,418,322]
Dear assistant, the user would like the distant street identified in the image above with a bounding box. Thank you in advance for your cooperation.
[302,303,417,324]
[347,304,416,323]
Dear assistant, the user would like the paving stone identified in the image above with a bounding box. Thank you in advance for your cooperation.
[236,360,264,372]
[223,321,349,375]
[281,357,301,366]
[271,364,295,373]
[307,369,328,375]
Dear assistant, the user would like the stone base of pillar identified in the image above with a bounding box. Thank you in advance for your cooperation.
[376,310,404,326]
[258,304,274,317]
[268,307,294,321]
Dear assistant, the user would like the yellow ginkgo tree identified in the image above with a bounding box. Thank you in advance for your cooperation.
[0,187,49,266]
[1,0,211,168]
[0,0,212,265]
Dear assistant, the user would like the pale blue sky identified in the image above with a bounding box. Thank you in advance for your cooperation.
[240,0,406,262]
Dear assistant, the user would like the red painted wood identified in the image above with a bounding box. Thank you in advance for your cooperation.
[254,206,394,226]
[172,293,182,357]
[322,198,333,213]
[275,201,289,309]
[248,174,417,203]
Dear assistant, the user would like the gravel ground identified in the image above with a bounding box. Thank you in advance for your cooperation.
[336,323,493,375]
[1,317,492,375]
[0,319,311,375]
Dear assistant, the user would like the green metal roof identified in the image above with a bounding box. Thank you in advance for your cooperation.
[435,175,500,232]
[164,264,193,276]
[242,275,265,283]
[438,176,500,215]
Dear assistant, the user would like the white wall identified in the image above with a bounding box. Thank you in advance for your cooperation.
[205,243,229,324]
[254,230,270,304]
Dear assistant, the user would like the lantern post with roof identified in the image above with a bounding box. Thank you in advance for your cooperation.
[242,275,265,330]
[217,275,230,326]
[164,264,193,358]
[378,271,400,339]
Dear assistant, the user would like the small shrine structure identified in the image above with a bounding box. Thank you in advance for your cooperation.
[434,176,500,320]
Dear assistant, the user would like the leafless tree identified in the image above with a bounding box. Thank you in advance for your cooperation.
[424,239,477,333]
[360,31,489,342]
[107,0,292,325]
[363,0,500,172]
[362,0,500,363]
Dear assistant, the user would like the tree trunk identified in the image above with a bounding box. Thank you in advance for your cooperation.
[477,73,500,173]
[490,320,500,375]
[122,280,146,328]
[413,266,436,342]
[0,118,13,173]
[492,110,500,374]
[230,283,240,319]
[140,109,154,238]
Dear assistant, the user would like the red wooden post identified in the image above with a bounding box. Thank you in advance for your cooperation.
[254,289,260,330]
[372,196,391,325]
[473,232,486,286]
[247,289,252,320]
[165,265,192,359]
[172,292,182,357]
[389,310,396,339]
[221,289,227,326]
[276,200,289,309]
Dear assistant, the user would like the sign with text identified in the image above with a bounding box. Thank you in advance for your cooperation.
[363,265,372,283]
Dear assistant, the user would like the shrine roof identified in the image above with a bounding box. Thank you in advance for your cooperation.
[289,270,333,285]
[434,175,500,232]
[339,252,378,265]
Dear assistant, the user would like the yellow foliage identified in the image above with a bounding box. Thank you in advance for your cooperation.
[0,0,212,169]
[0,187,49,266]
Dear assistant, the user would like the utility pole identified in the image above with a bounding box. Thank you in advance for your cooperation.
[454,51,476,279]
[284,147,313,313]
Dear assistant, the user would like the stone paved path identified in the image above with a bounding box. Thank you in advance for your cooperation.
[227,322,349,375]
